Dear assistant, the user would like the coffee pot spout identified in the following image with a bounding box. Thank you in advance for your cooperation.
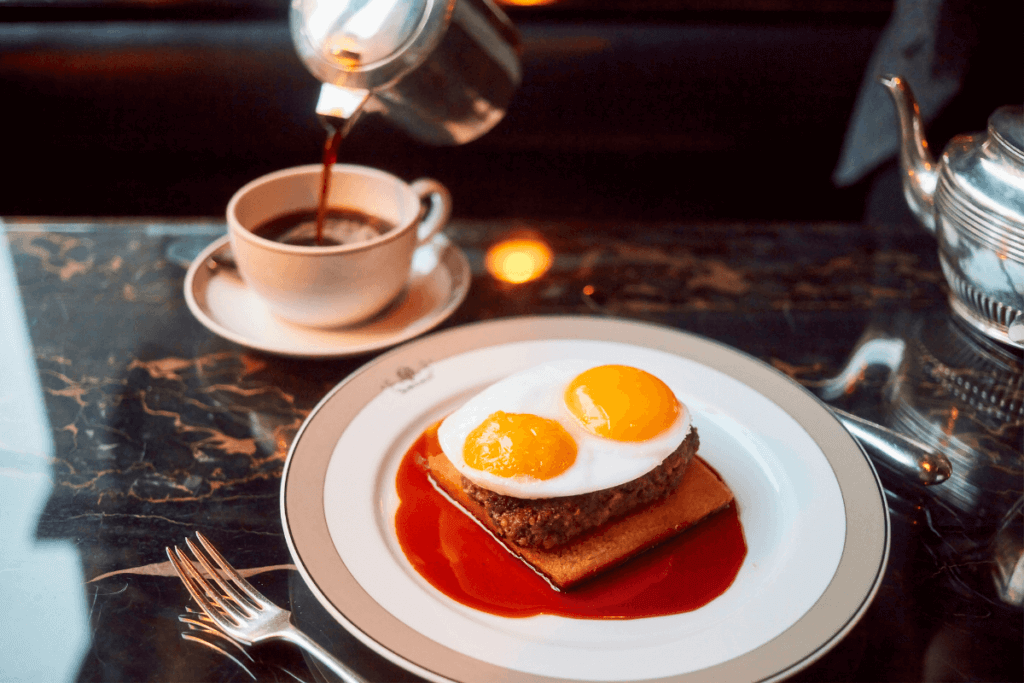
[315,83,371,133]
[879,75,940,234]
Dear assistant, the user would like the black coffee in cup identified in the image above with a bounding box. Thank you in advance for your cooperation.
[251,209,396,247]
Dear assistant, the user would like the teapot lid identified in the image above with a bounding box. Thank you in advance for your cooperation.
[944,105,1024,225]
[291,0,451,90]
[990,106,1024,161]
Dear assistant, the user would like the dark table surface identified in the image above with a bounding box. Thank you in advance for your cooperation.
[1,214,1021,682]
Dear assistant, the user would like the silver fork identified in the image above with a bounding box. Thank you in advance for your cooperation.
[178,606,260,681]
[166,531,367,683]
[178,606,312,681]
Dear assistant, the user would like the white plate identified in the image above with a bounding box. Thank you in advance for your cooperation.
[183,234,470,358]
[281,316,889,683]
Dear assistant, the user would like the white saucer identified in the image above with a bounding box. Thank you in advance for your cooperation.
[183,234,471,358]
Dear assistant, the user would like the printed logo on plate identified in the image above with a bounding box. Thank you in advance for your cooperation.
[383,361,433,393]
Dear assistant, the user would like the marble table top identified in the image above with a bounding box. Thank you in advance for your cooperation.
[1,216,1020,682]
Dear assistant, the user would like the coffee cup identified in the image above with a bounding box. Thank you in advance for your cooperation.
[226,164,451,328]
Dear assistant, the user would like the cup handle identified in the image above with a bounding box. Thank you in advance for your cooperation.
[410,178,452,245]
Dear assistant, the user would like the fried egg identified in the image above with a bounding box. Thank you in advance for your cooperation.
[436,359,692,499]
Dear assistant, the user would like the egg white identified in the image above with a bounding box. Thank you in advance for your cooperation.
[435,359,692,499]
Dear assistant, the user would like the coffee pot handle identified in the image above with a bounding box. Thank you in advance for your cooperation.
[411,178,453,244]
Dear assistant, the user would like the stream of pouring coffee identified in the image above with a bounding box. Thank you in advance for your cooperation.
[315,49,365,245]
[315,119,345,246]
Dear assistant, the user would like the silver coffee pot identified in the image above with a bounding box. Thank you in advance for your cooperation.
[290,0,521,145]
[880,75,1024,349]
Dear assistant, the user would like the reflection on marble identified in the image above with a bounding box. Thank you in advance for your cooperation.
[1,218,1020,682]
[822,307,1022,614]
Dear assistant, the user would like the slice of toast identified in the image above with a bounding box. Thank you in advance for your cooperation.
[427,452,735,590]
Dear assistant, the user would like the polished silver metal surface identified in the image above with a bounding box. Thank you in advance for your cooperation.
[815,333,952,485]
[821,310,1023,606]
[992,496,1024,607]
[292,0,521,145]
[832,407,951,486]
[166,532,368,683]
[178,607,261,679]
[881,75,1024,349]
[825,309,1022,511]
[884,315,1024,523]
[817,336,906,403]
[316,84,372,128]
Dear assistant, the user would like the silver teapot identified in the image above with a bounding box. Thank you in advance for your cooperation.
[290,0,521,145]
[880,75,1024,349]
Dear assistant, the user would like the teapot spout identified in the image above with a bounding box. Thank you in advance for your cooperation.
[879,75,939,234]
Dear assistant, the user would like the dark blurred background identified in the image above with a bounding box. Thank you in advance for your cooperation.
[0,0,1020,220]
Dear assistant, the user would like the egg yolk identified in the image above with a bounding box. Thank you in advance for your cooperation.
[464,411,577,480]
[565,365,680,441]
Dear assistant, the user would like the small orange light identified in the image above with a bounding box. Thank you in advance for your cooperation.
[945,406,959,435]
[497,0,559,6]
[485,238,554,284]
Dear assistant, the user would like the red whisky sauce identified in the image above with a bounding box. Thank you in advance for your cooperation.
[394,427,748,619]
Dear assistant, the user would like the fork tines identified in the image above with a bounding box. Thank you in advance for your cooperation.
[166,531,262,633]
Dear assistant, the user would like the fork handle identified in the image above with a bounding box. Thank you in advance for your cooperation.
[278,622,369,683]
